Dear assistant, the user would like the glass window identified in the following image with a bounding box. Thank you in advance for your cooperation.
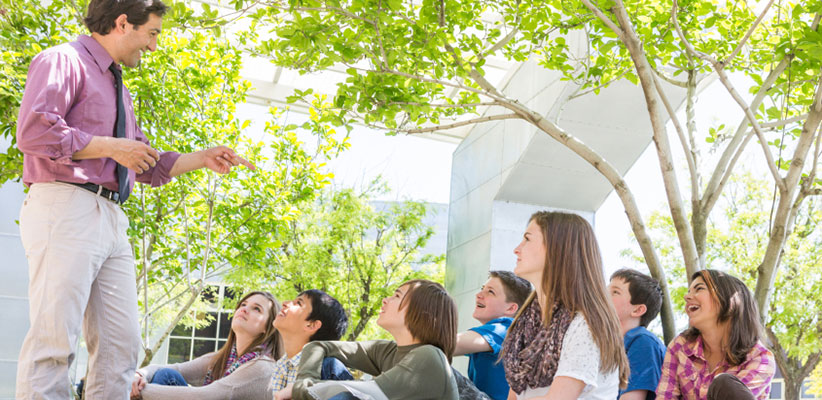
[165,284,237,364]
[194,311,218,338]
[801,380,815,398]
[171,323,192,337]
[768,381,781,399]
[202,285,219,305]
[168,338,191,364]
[224,287,239,308]
[193,339,218,358]
[218,312,231,339]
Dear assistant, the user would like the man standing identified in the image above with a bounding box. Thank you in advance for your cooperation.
[14,0,254,398]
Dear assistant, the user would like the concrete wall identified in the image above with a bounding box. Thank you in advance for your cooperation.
[0,174,27,399]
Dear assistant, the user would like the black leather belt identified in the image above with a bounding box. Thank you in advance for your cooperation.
[62,182,123,204]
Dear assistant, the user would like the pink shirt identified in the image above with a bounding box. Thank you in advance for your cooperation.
[16,35,180,191]
[656,334,775,400]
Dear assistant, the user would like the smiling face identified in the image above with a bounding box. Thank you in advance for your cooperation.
[684,276,720,331]
[473,277,516,324]
[377,284,409,332]
[117,13,162,67]
[231,293,273,338]
[513,219,547,285]
[273,294,314,336]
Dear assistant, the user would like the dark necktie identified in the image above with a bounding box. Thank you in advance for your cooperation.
[108,63,130,203]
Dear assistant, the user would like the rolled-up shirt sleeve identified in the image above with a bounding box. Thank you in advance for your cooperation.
[16,50,94,164]
[134,123,180,187]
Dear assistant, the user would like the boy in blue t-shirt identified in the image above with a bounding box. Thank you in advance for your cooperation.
[454,270,531,400]
[608,268,667,400]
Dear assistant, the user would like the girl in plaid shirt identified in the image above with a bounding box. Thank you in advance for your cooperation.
[655,270,775,400]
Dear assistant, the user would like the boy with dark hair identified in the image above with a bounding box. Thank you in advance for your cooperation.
[608,268,667,400]
[15,0,255,397]
[454,270,532,400]
[271,290,352,393]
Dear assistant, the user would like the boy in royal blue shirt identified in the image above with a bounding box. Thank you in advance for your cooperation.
[454,270,531,400]
[608,268,667,400]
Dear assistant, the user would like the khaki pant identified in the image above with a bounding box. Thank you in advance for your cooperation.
[16,182,140,400]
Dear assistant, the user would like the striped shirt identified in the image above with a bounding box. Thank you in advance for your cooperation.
[655,334,775,400]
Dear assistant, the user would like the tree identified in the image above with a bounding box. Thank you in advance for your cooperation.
[0,0,347,369]
[627,174,822,400]
[0,0,84,183]
[228,181,445,341]
[129,29,347,365]
[224,0,822,350]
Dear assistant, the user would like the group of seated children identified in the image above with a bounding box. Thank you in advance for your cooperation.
[129,211,776,400]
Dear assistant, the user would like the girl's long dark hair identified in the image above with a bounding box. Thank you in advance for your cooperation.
[683,269,762,366]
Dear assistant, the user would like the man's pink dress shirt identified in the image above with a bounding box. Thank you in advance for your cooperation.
[16,35,180,192]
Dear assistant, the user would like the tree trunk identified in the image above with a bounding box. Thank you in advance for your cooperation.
[140,286,203,368]
[755,76,822,317]
[691,210,708,271]
[783,378,802,400]
[767,327,821,400]
[607,0,702,280]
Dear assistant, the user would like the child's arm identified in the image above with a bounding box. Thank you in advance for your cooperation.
[619,390,650,400]
[371,345,454,399]
[534,376,585,400]
[454,331,492,356]
[292,340,394,399]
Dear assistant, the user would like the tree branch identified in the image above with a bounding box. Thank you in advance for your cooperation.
[263,2,376,24]
[702,56,792,212]
[761,113,808,129]
[382,101,501,109]
[568,68,631,100]
[578,0,624,39]
[139,286,203,368]
[670,0,716,64]
[482,26,520,58]
[673,0,787,192]
[402,113,519,134]
[346,65,504,101]
[605,0,701,280]
[716,132,755,203]
[653,73,699,200]
[723,0,776,66]
[653,67,689,88]
[755,70,822,318]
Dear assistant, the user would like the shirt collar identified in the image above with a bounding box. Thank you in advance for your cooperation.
[77,35,117,75]
[486,316,513,325]
[283,351,302,367]
[683,335,705,360]
[684,335,732,371]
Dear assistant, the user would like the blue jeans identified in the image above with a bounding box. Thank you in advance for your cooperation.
[322,357,353,381]
[150,368,188,386]
[328,392,359,400]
